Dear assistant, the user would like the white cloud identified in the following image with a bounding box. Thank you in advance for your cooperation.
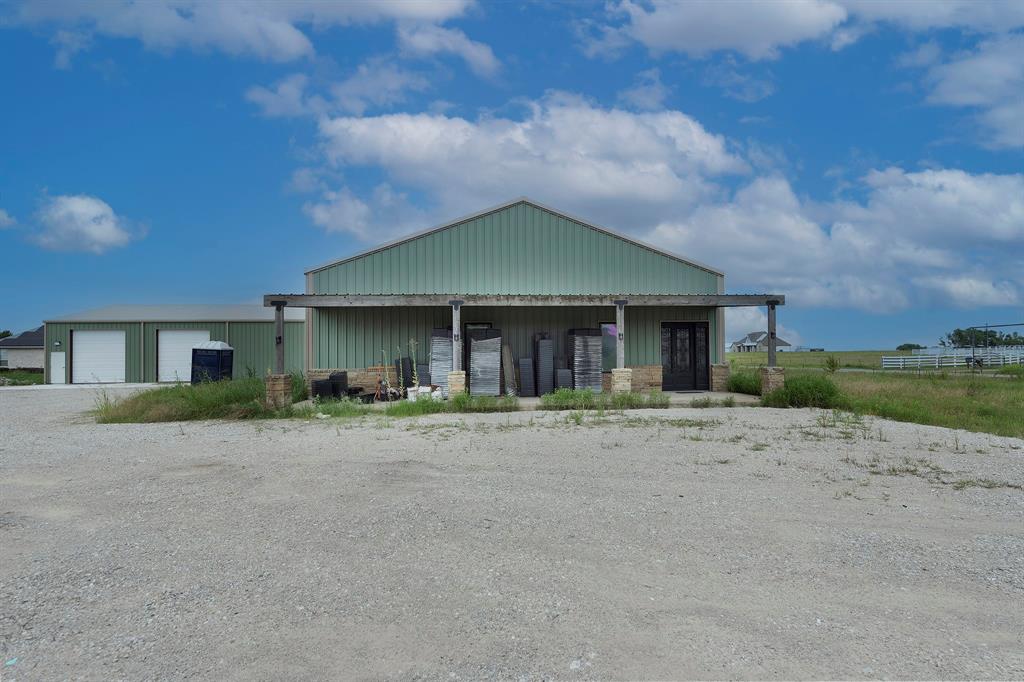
[617,68,671,110]
[922,34,1024,148]
[317,92,747,231]
[330,59,431,115]
[51,29,91,69]
[592,0,847,60]
[648,168,1024,311]
[587,0,1024,60]
[913,276,1020,307]
[17,0,474,64]
[303,184,427,240]
[0,209,16,228]
[245,73,311,117]
[397,23,500,77]
[247,60,430,118]
[701,60,776,102]
[34,194,137,254]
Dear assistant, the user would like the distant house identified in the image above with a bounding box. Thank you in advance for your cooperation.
[0,326,44,370]
[730,331,791,353]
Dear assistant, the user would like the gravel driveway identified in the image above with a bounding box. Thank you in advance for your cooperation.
[2,386,1022,680]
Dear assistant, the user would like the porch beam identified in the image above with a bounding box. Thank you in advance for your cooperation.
[264,293,785,308]
[767,302,777,368]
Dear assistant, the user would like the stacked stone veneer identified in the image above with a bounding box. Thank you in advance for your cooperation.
[759,367,785,395]
[265,374,292,409]
[629,365,662,392]
[308,367,396,392]
[710,363,730,392]
[447,371,466,395]
[610,368,633,394]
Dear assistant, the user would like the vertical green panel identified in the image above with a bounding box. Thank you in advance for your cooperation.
[227,321,304,378]
[312,201,722,297]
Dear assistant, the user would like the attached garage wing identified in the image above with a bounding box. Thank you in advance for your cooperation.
[157,330,210,382]
[72,330,126,384]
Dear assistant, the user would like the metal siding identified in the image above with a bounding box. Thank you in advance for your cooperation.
[312,202,721,296]
[44,322,142,383]
[227,321,305,378]
[311,305,718,371]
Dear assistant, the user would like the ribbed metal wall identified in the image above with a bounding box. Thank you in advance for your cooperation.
[312,305,718,370]
[228,321,305,378]
[312,202,721,296]
[45,320,305,383]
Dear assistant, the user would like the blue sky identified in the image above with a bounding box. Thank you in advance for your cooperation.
[1,1,1022,349]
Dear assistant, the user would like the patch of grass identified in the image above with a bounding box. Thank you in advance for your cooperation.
[952,478,1023,491]
[290,372,308,402]
[825,370,1024,438]
[996,365,1024,378]
[0,369,44,386]
[727,350,908,371]
[762,374,848,409]
[726,370,760,396]
[95,377,275,423]
[449,393,520,413]
[383,396,449,417]
[539,388,669,411]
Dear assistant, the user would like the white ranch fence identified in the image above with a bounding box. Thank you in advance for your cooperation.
[882,349,1024,370]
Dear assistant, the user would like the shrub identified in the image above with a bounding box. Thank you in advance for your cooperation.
[761,374,847,409]
[824,354,841,373]
[726,370,760,395]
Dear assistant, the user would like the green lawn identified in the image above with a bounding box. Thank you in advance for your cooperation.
[727,350,906,370]
[795,369,1024,438]
[0,369,44,386]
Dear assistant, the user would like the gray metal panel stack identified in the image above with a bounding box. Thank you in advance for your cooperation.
[429,329,453,395]
[468,329,502,396]
[533,332,554,395]
[555,368,572,389]
[519,358,536,397]
[569,328,603,392]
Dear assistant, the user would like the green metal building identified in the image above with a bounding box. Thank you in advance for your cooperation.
[44,305,304,384]
[269,198,785,392]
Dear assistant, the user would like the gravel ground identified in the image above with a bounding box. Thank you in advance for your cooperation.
[1,386,1022,680]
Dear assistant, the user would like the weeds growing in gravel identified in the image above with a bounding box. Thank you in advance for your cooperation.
[539,388,669,411]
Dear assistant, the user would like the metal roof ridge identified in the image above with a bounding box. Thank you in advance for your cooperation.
[304,196,724,277]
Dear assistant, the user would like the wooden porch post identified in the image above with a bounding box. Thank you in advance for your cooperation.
[614,300,626,369]
[767,302,777,368]
[273,302,285,374]
[450,300,463,372]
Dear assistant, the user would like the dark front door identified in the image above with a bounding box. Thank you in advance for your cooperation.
[661,322,710,391]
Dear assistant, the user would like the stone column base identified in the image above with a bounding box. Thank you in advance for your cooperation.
[266,374,293,409]
[447,371,466,396]
[711,363,730,392]
[611,368,633,394]
[759,367,785,396]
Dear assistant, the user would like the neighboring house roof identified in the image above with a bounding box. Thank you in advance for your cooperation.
[306,196,725,277]
[731,331,791,347]
[0,326,44,348]
[45,305,305,323]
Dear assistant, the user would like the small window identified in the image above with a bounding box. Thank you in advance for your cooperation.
[601,323,617,371]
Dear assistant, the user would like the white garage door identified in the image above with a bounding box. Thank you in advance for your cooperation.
[158,330,210,382]
[72,330,126,384]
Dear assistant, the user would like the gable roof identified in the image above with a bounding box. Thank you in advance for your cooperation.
[46,305,305,323]
[0,326,43,348]
[306,196,724,277]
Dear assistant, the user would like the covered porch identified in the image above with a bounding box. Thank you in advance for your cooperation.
[263,293,785,398]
